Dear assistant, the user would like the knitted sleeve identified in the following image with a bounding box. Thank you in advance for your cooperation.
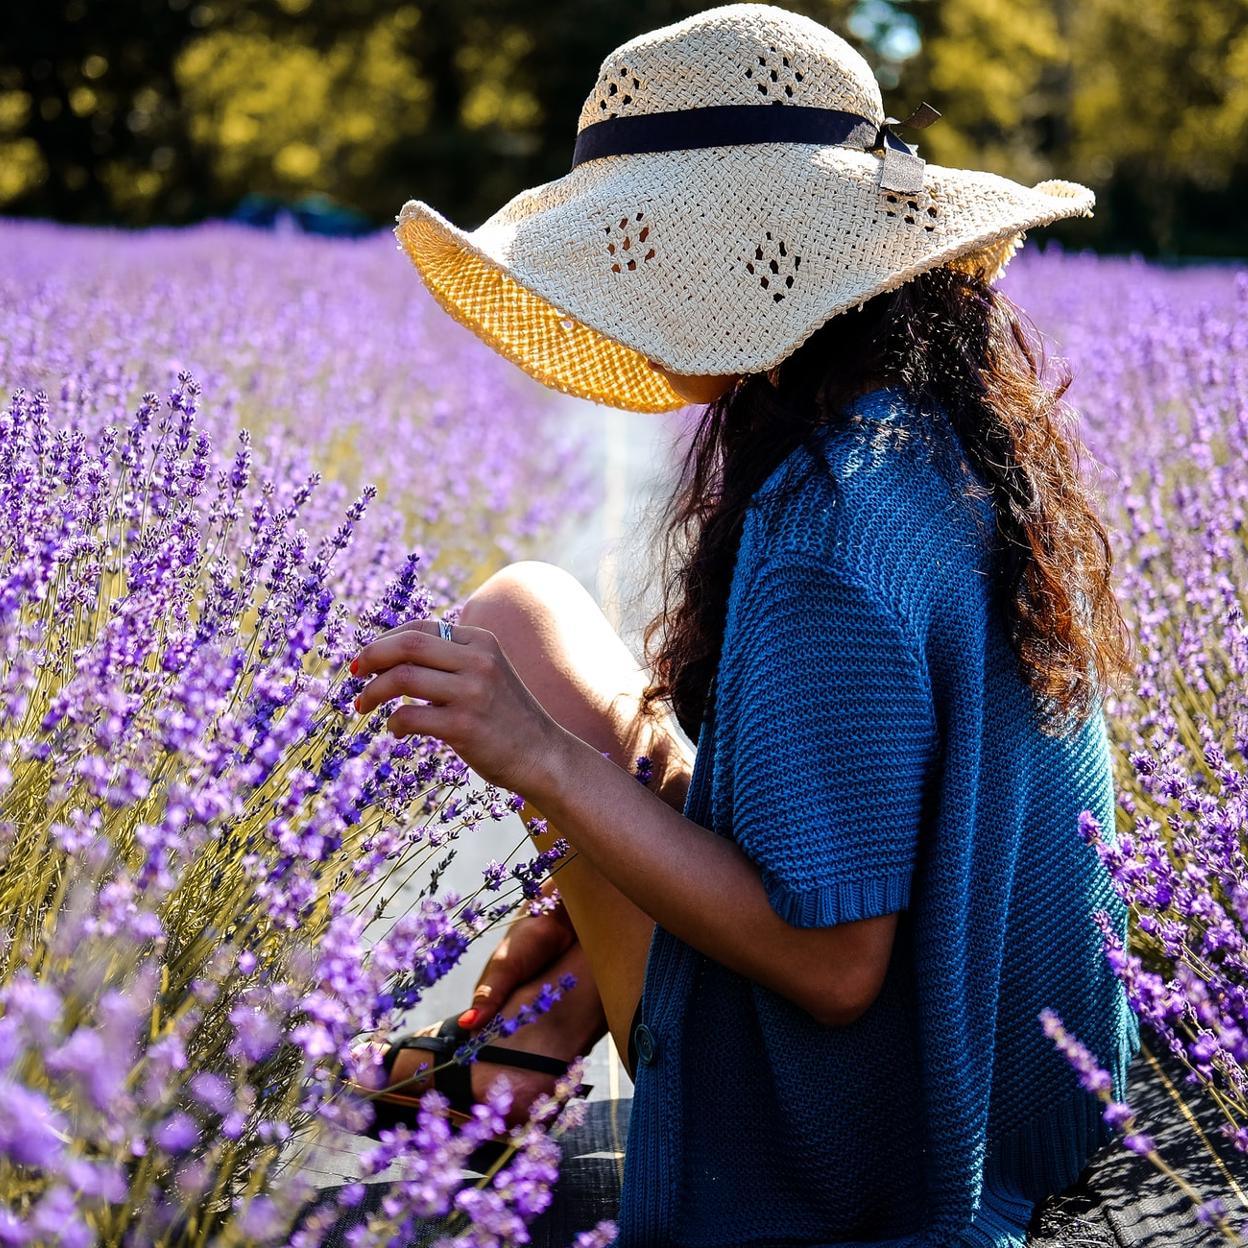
[726,552,938,927]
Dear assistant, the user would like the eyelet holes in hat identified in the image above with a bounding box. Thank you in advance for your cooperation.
[744,48,803,102]
[881,190,940,232]
[606,211,656,272]
[743,230,799,302]
[596,63,642,117]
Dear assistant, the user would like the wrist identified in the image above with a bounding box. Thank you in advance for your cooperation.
[523,716,584,811]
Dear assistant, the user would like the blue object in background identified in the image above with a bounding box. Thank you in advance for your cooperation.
[230,192,375,237]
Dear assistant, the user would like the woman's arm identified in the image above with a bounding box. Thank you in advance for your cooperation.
[525,719,898,1028]
[352,618,898,1028]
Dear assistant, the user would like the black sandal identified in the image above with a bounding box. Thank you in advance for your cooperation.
[346,1015,594,1166]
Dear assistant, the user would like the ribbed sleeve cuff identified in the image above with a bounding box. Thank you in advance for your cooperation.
[762,867,914,927]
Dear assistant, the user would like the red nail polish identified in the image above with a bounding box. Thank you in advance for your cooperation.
[354,696,361,713]
[350,658,359,675]
[459,1008,480,1028]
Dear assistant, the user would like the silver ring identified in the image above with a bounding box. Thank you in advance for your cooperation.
[438,617,454,642]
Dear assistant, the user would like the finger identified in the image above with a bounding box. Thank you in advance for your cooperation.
[366,616,492,649]
[364,617,428,645]
[458,933,519,1029]
[533,875,574,932]
[354,622,470,680]
[385,702,456,741]
[370,610,477,638]
[355,663,459,716]
[459,918,574,1029]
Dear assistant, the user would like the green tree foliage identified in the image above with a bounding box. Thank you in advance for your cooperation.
[1066,0,1248,253]
[0,0,1243,254]
[904,0,1072,182]
[902,0,1247,254]
[1,0,211,223]
[0,0,846,227]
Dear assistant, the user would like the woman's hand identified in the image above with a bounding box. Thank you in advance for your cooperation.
[351,618,565,796]
[457,880,579,1030]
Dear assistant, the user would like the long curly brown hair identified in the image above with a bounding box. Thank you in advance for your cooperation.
[636,260,1132,743]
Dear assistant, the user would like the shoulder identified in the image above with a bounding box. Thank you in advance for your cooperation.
[747,385,993,574]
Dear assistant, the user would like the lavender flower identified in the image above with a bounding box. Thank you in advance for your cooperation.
[0,212,600,1248]
[1020,256,1248,1245]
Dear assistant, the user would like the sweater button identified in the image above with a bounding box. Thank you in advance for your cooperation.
[633,1022,658,1065]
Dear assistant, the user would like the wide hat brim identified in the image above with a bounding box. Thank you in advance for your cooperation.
[394,141,1094,414]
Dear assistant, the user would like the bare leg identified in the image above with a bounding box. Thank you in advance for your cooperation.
[456,560,695,1068]
[382,560,694,1114]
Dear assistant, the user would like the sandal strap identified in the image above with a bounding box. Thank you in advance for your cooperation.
[390,1017,574,1078]
[473,1043,572,1077]
[447,1012,574,1077]
[378,1015,585,1111]
[383,1017,475,1112]
[434,1035,475,1112]
[385,1030,456,1065]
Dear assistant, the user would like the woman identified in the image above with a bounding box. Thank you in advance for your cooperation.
[352,4,1142,1243]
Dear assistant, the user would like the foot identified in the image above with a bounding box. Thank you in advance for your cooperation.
[378,940,608,1129]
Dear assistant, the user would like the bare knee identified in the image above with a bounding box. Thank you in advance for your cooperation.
[458,561,640,743]
[460,560,586,624]
[457,561,594,690]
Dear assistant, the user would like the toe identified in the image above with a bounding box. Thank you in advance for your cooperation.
[471,1063,560,1127]
[387,1043,439,1094]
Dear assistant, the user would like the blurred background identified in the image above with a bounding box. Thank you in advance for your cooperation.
[2,0,1245,257]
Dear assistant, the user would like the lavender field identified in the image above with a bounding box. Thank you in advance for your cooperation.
[0,216,1246,1246]
[996,253,1248,1239]
[0,218,600,584]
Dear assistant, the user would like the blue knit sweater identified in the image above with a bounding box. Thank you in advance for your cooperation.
[615,384,1140,1247]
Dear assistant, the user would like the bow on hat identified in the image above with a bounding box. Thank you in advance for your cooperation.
[569,95,944,198]
[871,101,942,195]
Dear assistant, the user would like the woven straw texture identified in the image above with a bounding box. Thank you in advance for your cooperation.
[394,2,1096,413]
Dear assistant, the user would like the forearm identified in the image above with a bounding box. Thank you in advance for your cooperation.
[524,721,855,1022]
[348,617,889,1024]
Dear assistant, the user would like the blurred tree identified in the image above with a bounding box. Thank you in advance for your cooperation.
[1066,0,1248,254]
[0,1,860,228]
[174,11,429,213]
[0,0,1243,254]
[898,0,1248,255]
[901,0,1071,184]
[0,0,219,223]
[370,0,862,228]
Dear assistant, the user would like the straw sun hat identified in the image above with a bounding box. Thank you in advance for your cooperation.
[393,1,1095,414]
